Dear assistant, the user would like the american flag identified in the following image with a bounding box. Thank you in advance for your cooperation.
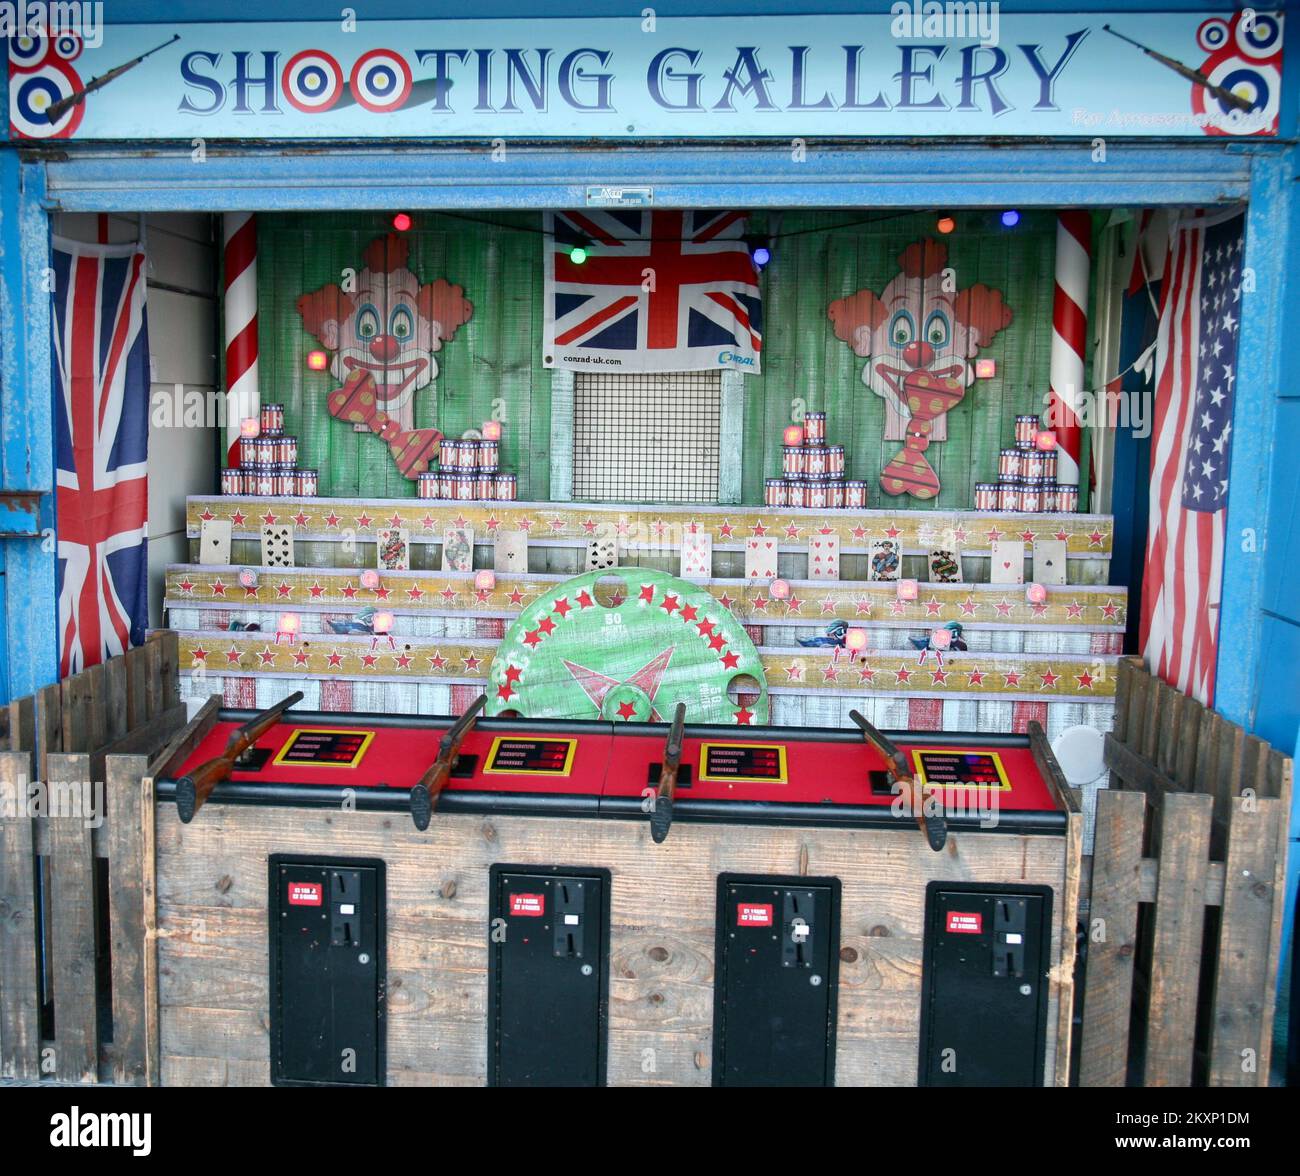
[1140,210,1243,705]
[543,210,762,373]
[52,239,151,677]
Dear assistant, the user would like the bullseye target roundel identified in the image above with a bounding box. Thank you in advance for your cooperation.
[53,34,84,63]
[349,49,412,113]
[8,34,48,70]
[1193,60,1279,136]
[282,50,344,113]
[10,62,84,139]
[1235,13,1282,60]
[1196,19,1230,53]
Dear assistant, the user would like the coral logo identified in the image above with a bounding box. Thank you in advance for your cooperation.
[718,350,755,367]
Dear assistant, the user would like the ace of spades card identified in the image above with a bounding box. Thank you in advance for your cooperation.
[1032,539,1068,586]
[441,526,474,573]
[744,536,778,581]
[928,548,963,584]
[807,534,840,580]
[199,519,232,565]
[494,530,528,574]
[377,528,410,572]
[585,523,619,572]
[868,538,900,582]
[990,539,1026,585]
[260,523,294,569]
[680,531,712,580]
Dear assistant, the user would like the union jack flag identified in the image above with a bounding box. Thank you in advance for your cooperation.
[544,210,762,373]
[52,238,151,677]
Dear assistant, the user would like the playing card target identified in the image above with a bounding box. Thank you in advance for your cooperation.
[11,61,84,139]
[349,49,412,113]
[282,50,344,113]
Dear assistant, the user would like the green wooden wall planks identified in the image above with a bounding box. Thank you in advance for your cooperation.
[256,209,1082,511]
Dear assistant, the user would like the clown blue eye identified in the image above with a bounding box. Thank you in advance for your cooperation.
[356,304,379,338]
[888,310,915,347]
[925,310,950,348]
[390,305,413,339]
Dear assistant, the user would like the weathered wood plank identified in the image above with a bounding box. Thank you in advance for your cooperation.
[7,694,36,757]
[156,631,180,717]
[141,774,161,1087]
[1208,796,1284,1086]
[1079,789,1145,1086]
[126,641,149,732]
[1143,792,1212,1087]
[142,638,164,722]
[106,753,151,1086]
[1104,734,1180,798]
[149,695,222,778]
[45,752,99,1082]
[34,683,61,784]
[101,655,129,747]
[0,752,41,1080]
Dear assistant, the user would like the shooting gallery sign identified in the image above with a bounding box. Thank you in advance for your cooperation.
[5,9,1284,141]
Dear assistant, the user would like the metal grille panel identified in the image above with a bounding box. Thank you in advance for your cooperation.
[573,370,722,503]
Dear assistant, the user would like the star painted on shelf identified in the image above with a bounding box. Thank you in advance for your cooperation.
[199,508,215,522]
[263,511,279,526]
[341,583,358,599]
[639,584,656,603]
[575,590,594,610]
[1088,530,1105,548]
[420,515,437,531]
[717,593,734,610]
[994,597,1013,617]
[952,526,969,544]
[820,596,837,615]
[563,649,674,721]
[1101,599,1120,619]
[550,517,566,533]
[327,649,344,668]
[784,523,801,540]
[679,603,698,622]
[817,525,835,535]
[276,582,293,599]
[931,666,948,685]
[508,587,526,607]
[177,578,195,596]
[894,664,912,684]
[485,516,501,532]
[230,510,247,527]
[785,662,804,681]
[190,645,209,663]
[851,525,869,541]
[518,517,534,531]
[308,581,325,599]
[1030,600,1048,617]
[453,515,469,529]
[660,593,680,614]
[581,518,598,534]
[244,585,260,600]
[822,663,839,682]
[324,511,342,528]
[889,599,907,617]
[785,596,803,614]
[553,597,573,618]
[924,597,943,616]
[463,654,483,672]
[474,588,491,604]
[652,519,667,539]
[751,522,768,537]
[986,526,1003,543]
[292,648,310,667]
[1020,529,1036,544]
[224,646,242,665]
[1054,529,1070,543]
[718,520,736,538]
[355,513,373,529]
[855,598,872,616]
[967,667,986,687]
[258,646,276,666]
[210,579,227,597]
[439,587,457,603]
[395,653,413,670]
[857,664,876,685]
[616,519,632,537]
[720,650,740,670]
[361,652,379,668]
[407,585,425,602]
[1003,670,1022,688]
[752,596,769,612]
[1066,600,1084,619]
[687,520,700,535]
[884,524,901,540]
[427,651,447,671]
[373,586,391,601]
[959,596,978,617]
[1040,667,1060,689]
[289,512,308,528]
[384,514,401,529]
[734,707,754,725]
[1076,671,1095,691]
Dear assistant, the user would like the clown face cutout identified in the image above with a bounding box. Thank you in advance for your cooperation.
[829,240,1012,500]
[297,233,472,433]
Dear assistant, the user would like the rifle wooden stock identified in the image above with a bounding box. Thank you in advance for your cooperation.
[848,709,947,851]
[175,690,304,823]
[410,693,487,830]
[650,703,688,844]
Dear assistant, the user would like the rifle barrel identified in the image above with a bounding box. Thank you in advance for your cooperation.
[848,709,946,851]
[651,703,688,844]
[411,693,487,830]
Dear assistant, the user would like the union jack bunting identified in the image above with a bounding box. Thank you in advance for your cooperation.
[544,210,762,374]
[52,238,151,677]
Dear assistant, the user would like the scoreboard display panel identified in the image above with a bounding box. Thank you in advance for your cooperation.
[483,736,578,777]
[911,749,1011,791]
[272,728,374,769]
[698,742,788,785]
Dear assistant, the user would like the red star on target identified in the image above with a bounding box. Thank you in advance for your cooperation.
[230,510,246,527]
[660,594,680,614]
[679,603,698,622]
[708,633,726,651]
[504,664,522,684]
[553,597,573,618]
[734,707,754,725]
[225,646,242,665]
[523,629,543,648]
[327,649,344,669]
[576,590,594,609]
[639,584,655,603]
[562,649,675,721]
[720,650,739,669]
[616,700,638,720]
[497,684,515,702]
[697,618,716,637]
[538,616,557,635]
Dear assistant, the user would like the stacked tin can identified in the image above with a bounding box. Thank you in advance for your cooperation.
[766,411,859,510]
[223,404,316,496]
[974,412,1076,513]
[418,435,519,502]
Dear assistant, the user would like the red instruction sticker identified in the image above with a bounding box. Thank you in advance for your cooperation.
[946,911,983,934]
[737,902,774,927]
[287,882,323,907]
[509,893,545,917]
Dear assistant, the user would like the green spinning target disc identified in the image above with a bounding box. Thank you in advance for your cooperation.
[486,567,769,725]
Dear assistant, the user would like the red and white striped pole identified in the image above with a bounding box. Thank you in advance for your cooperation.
[1049,211,1091,491]
[223,213,259,465]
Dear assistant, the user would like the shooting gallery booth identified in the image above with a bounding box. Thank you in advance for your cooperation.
[0,2,1296,1092]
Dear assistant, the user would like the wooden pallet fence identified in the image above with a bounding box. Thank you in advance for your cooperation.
[1077,656,1292,1087]
[0,632,188,1085]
